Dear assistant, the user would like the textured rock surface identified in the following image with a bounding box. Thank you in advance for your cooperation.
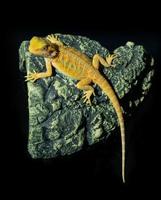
[19,34,154,158]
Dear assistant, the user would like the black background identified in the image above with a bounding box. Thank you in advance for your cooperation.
[2,1,161,197]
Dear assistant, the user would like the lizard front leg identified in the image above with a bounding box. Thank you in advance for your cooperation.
[76,79,95,105]
[25,58,53,82]
[92,53,117,69]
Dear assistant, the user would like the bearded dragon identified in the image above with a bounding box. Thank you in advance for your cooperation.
[26,34,125,183]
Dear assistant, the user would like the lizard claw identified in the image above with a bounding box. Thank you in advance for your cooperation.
[47,34,59,43]
[25,70,39,82]
[82,90,95,105]
[46,34,64,46]
[106,53,117,67]
[82,96,91,105]
[111,53,118,59]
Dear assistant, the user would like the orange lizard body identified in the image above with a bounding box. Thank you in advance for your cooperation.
[26,35,125,183]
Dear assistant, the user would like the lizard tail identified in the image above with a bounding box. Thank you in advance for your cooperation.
[94,75,125,183]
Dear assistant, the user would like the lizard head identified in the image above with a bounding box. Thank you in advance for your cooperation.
[28,36,59,58]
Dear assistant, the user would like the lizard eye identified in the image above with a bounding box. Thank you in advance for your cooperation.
[43,46,48,51]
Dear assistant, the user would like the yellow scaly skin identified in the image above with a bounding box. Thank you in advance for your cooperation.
[26,34,125,183]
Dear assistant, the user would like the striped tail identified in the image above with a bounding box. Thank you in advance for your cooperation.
[94,75,125,183]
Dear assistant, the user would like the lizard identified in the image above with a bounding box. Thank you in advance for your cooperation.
[26,34,126,183]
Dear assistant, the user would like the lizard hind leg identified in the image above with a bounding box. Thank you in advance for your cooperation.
[76,79,95,105]
[92,53,117,69]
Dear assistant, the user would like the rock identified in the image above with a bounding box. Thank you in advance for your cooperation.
[19,34,154,158]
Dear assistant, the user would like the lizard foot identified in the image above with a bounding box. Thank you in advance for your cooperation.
[46,34,59,43]
[25,70,39,82]
[106,53,117,67]
[46,34,64,46]
[82,90,95,105]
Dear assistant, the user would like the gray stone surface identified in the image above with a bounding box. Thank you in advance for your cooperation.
[19,34,154,158]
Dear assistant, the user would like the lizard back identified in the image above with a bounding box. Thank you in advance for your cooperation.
[52,46,96,80]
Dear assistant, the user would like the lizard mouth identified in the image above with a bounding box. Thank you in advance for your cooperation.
[47,50,58,58]
[50,51,57,57]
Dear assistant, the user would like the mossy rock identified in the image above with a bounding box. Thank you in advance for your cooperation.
[19,34,154,158]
